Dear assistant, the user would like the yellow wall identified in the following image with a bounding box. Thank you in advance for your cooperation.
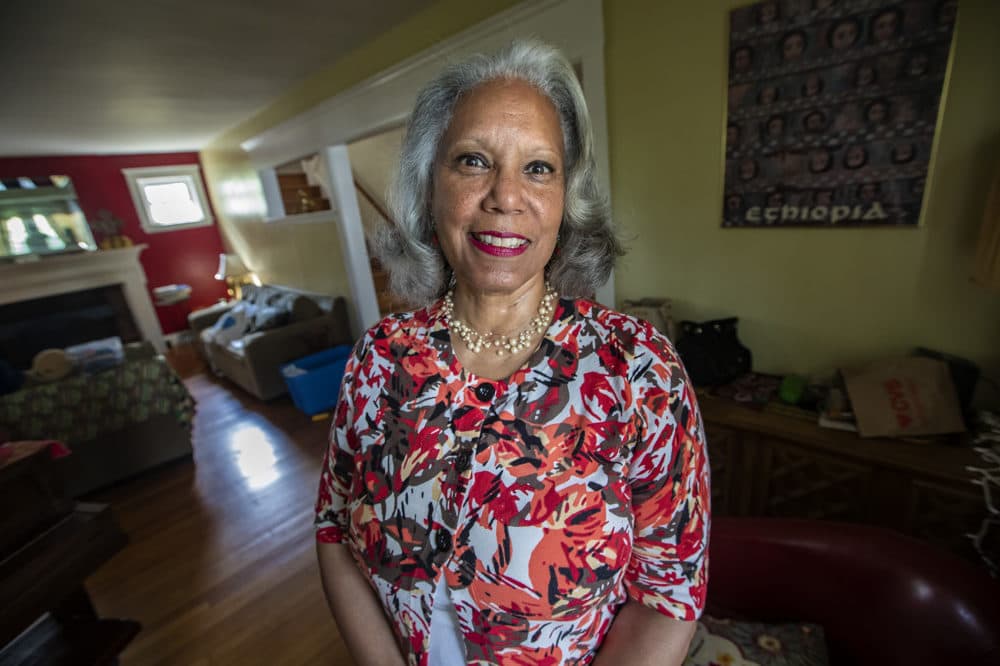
[606,0,1000,392]
[200,0,521,297]
[202,0,1000,400]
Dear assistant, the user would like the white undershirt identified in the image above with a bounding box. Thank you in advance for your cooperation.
[427,576,466,665]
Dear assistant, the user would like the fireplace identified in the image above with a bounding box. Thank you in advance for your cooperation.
[0,246,165,369]
[0,286,141,370]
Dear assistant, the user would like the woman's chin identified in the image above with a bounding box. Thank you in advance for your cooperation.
[455,271,546,297]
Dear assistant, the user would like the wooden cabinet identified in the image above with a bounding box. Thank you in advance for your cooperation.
[700,394,985,563]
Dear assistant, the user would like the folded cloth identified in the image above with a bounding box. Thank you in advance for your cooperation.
[0,440,71,470]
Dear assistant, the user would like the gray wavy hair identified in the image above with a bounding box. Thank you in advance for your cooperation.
[375,39,623,306]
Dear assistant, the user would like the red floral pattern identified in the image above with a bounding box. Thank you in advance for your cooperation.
[316,298,709,665]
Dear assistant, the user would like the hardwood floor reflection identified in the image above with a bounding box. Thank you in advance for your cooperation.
[86,361,354,664]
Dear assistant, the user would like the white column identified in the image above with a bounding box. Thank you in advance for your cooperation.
[258,167,285,219]
[121,261,166,353]
[321,145,381,337]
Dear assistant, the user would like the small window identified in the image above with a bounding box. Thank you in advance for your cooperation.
[122,165,214,233]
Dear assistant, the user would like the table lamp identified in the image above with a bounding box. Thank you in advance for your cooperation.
[214,253,251,300]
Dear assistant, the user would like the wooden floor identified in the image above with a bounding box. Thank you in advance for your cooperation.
[86,346,355,664]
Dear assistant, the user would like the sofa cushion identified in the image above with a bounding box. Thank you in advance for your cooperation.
[250,305,290,332]
[684,616,829,666]
[289,295,323,323]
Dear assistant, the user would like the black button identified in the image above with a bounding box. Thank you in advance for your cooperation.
[435,530,452,553]
[475,383,495,401]
[455,449,472,473]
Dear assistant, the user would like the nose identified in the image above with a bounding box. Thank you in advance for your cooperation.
[483,166,524,215]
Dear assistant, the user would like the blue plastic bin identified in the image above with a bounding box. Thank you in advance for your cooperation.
[281,345,353,416]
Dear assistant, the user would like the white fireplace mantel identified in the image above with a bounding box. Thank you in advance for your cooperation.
[0,246,166,352]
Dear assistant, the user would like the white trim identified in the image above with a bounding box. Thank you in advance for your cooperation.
[239,0,615,307]
[122,164,215,234]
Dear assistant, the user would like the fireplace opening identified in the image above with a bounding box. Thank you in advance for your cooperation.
[0,285,140,370]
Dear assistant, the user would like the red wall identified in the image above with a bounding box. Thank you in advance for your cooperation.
[0,153,228,334]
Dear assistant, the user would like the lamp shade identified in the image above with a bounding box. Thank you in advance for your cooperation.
[214,253,249,280]
[973,168,1000,291]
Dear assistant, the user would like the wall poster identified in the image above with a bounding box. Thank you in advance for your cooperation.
[722,0,957,228]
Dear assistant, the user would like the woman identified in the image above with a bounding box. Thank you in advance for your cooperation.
[316,40,709,665]
[780,30,807,62]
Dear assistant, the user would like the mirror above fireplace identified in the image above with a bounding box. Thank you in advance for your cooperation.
[0,176,98,261]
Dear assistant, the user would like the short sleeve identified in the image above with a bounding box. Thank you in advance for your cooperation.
[624,330,710,620]
[314,340,365,544]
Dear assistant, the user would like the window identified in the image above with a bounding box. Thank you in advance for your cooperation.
[122,165,214,233]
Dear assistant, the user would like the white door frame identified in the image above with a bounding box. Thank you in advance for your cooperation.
[242,0,614,327]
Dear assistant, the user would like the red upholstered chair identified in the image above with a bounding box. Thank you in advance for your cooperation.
[706,517,1000,665]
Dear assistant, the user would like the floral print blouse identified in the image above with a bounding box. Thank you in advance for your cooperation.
[315,297,710,665]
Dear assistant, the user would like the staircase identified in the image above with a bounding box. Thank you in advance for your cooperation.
[353,180,410,316]
[277,173,330,215]
[276,168,407,316]
[369,256,409,316]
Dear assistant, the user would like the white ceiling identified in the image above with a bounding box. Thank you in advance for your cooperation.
[0,0,434,157]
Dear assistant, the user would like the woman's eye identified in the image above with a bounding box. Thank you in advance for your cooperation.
[525,161,555,176]
[458,154,488,169]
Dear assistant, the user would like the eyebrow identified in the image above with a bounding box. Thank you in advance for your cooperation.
[447,136,563,160]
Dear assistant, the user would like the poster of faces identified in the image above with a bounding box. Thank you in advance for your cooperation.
[722,0,957,228]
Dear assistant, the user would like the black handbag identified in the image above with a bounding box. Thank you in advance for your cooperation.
[675,318,752,387]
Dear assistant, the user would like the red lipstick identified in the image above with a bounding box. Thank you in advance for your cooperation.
[468,231,529,257]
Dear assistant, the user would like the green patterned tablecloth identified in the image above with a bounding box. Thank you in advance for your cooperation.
[0,357,195,444]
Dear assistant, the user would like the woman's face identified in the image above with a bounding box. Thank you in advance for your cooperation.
[893,143,915,163]
[726,125,740,146]
[783,33,805,60]
[845,145,867,168]
[739,159,757,180]
[760,87,777,105]
[908,54,928,76]
[733,48,752,72]
[938,0,957,25]
[804,74,822,95]
[873,12,899,42]
[767,117,784,137]
[867,103,887,123]
[856,65,875,86]
[809,150,831,172]
[830,22,858,49]
[431,79,565,297]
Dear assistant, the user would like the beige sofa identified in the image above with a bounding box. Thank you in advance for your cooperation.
[188,284,352,400]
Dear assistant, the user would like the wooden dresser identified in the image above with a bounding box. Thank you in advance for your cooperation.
[699,394,986,563]
[0,442,139,665]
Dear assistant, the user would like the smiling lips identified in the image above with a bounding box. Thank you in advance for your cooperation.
[469,231,529,257]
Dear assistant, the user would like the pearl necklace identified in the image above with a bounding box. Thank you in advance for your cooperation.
[443,283,557,356]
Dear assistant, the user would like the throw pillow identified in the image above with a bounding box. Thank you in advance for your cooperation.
[250,305,290,332]
[210,302,253,345]
[684,616,829,666]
